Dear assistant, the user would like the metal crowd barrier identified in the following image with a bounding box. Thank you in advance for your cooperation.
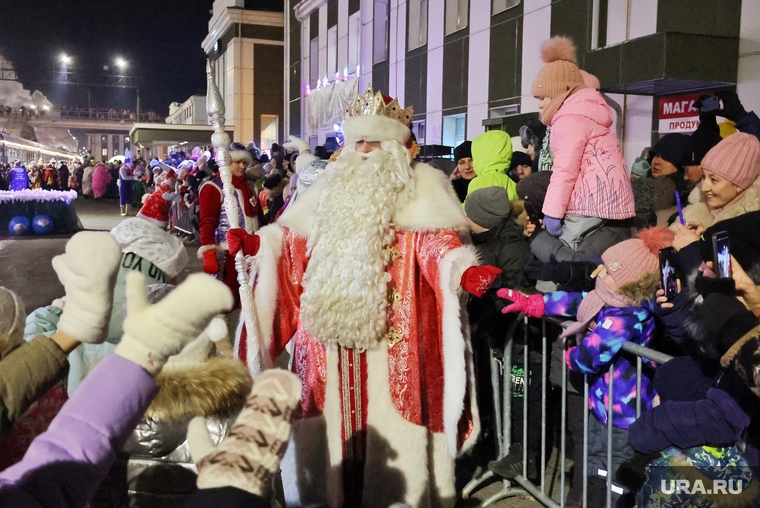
[462,314,673,507]
[170,196,197,240]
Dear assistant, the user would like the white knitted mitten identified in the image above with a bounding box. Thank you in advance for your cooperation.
[114,271,234,376]
[52,232,121,344]
[188,369,302,497]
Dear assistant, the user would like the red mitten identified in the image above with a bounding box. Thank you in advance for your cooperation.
[461,265,503,298]
[226,229,260,257]
[496,288,545,317]
[202,249,219,275]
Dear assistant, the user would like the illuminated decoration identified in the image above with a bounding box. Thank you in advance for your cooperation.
[356,64,361,77]
[306,85,311,95]
[344,66,349,79]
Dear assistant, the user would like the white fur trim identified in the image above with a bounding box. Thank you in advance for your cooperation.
[135,212,167,229]
[296,153,319,169]
[278,162,468,239]
[439,244,481,456]
[244,224,283,370]
[324,347,345,507]
[229,150,252,164]
[430,433,456,507]
[363,343,431,508]
[280,415,330,506]
[343,115,411,145]
[197,244,220,259]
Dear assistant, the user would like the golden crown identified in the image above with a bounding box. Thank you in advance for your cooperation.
[343,84,414,127]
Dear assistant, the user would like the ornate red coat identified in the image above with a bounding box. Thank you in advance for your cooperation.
[235,163,480,508]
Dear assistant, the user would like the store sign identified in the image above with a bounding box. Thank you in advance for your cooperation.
[658,94,702,133]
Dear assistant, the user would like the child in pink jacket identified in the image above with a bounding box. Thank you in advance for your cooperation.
[533,37,635,251]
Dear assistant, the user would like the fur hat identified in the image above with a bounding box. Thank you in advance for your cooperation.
[531,37,586,125]
[454,141,472,163]
[601,226,675,289]
[229,142,253,165]
[0,286,25,361]
[465,186,512,229]
[701,132,760,189]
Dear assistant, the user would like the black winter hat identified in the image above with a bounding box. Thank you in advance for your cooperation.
[648,134,690,171]
[465,186,512,229]
[682,112,723,166]
[263,173,283,190]
[454,141,472,163]
[516,171,552,210]
[509,152,533,171]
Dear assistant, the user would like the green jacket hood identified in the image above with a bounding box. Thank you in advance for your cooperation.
[472,130,513,177]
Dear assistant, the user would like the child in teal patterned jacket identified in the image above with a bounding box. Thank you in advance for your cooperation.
[498,226,675,506]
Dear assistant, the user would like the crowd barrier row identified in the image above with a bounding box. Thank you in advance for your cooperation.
[462,314,673,507]
[170,198,197,240]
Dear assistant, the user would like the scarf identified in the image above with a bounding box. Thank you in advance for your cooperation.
[561,277,636,338]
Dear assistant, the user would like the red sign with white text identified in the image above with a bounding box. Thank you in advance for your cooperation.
[658,94,702,133]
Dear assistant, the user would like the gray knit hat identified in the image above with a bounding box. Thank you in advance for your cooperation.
[465,187,511,229]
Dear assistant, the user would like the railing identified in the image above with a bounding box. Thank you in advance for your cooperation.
[58,108,162,123]
[462,314,673,507]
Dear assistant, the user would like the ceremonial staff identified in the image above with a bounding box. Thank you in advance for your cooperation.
[205,59,262,378]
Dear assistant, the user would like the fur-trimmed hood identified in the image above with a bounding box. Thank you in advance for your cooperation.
[278,161,469,238]
[676,174,760,232]
[146,356,252,421]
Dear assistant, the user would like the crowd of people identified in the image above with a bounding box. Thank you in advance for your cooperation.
[2,34,760,508]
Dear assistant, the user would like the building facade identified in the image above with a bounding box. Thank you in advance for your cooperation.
[202,0,286,152]
[166,96,209,126]
[287,0,757,169]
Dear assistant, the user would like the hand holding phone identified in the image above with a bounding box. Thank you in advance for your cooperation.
[712,231,732,278]
[659,247,679,300]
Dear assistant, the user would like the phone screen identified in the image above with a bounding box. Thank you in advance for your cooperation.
[712,232,732,278]
[659,247,678,300]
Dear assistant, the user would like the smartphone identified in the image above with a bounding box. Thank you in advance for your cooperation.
[524,201,542,225]
[659,247,678,300]
[712,231,732,278]
[700,95,722,113]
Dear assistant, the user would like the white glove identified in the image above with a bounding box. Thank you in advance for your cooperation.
[115,271,234,376]
[52,232,121,344]
[282,135,310,154]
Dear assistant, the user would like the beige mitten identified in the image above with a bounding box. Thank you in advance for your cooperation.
[115,271,234,376]
[188,369,302,497]
[52,232,121,344]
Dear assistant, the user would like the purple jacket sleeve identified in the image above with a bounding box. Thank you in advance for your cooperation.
[0,354,159,508]
[627,387,750,454]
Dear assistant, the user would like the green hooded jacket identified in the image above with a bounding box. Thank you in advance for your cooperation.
[467,130,517,202]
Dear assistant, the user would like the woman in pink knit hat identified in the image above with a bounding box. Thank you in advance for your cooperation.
[673,132,760,249]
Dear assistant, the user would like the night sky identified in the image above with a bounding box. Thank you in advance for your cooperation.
[1,0,214,114]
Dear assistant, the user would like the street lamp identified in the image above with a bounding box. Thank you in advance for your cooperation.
[59,53,71,65]
[115,58,127,70]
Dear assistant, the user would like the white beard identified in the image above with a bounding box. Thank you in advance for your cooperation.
[300,141,415,351]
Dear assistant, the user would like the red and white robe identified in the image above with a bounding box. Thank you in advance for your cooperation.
[236,164,480,508]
